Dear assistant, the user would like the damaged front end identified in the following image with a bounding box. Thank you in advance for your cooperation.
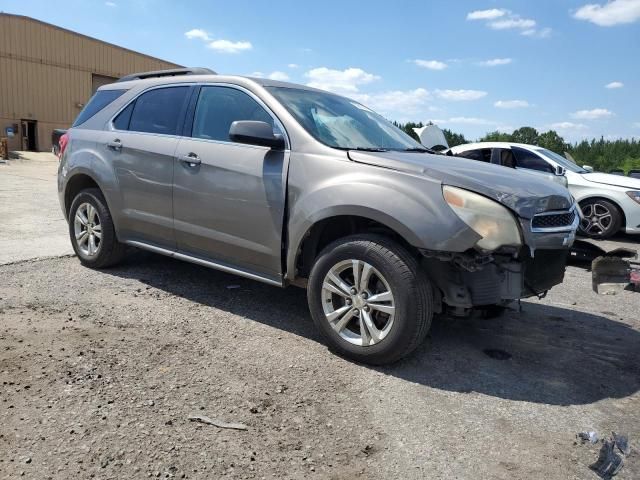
[423,186,579,315]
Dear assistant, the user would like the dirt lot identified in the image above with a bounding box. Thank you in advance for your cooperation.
[1,154,639,479]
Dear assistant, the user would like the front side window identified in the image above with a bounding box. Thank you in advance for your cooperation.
[512,147,554,173]
[456,149,491,162]
[267,86,425,151]
[191,86,276,142]
[535,148,588,173]
[126,86,189,135]
[73,89,126,127]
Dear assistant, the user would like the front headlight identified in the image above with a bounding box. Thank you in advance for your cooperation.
[443,185,522,251]
[626,191,640,205]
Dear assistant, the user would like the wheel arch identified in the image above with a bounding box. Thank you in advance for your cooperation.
[287,209,422,282]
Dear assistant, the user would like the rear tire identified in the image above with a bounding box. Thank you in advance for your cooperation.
[68,188,126,268]
[578,199,622,239]
[307,234,433,365]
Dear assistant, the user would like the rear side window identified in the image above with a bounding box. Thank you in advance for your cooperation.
[191,86,275,142]
[512,147,554,173]
[72,89,126,127]
[456,149,491,162]
[127,87,190,135]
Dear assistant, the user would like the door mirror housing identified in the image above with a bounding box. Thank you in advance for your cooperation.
[229,121,285,149]
[582,164,594,173]
[555,165,566,176]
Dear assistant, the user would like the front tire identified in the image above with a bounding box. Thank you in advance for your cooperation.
[68,188,126,268]
[307,234,433,365]
[579,199,622,239]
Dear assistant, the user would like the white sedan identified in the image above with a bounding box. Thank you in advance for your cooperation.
[448,142,640,239]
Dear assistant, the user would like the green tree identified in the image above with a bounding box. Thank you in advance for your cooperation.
[479,130,513,142]
[511,127,539,145]
[537,130,567,154]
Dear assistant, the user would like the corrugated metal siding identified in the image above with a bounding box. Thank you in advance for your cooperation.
[0,13,182,151]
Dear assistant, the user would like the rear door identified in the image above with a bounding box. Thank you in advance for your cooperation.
[172,85,288,282]
[106,85,191,249]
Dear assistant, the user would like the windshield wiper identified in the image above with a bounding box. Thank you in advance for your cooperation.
[350,147,389,152]
[403,147,432,153]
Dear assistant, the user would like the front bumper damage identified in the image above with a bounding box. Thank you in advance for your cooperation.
[422,206,579,314]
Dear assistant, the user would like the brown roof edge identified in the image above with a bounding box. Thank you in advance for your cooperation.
[0,12,184,68]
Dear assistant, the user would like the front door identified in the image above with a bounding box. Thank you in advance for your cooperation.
[21,120,37,151]
[102,85,191,249]
[173,85,288,281]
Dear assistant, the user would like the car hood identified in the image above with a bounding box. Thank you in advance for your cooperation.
[581,172,640,189]
[348,150,573,219]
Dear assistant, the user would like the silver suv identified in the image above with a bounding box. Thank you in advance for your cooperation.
[58,68,579,365]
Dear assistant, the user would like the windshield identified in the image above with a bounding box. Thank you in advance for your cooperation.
[535,148,588,173]
[267,86,426,151]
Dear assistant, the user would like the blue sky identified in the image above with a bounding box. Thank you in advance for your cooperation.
[2,0,639,141]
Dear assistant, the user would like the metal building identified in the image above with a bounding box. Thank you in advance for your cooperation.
[0,13,181,152]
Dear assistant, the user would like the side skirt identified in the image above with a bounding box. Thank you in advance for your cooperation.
[125,240,284,288]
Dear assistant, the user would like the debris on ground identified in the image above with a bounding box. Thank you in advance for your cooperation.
[612,432,631,456]
[187,414,248,431]
[226,285,241,289]
[578,431,599,444]
[590,439,624,480]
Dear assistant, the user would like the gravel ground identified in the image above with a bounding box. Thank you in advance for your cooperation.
[1,249,639,479]
[1,152,639,479]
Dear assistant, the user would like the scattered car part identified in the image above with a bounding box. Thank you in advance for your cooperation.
[590,439,624,480]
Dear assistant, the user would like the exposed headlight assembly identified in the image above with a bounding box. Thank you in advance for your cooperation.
[443,185,522,251]
[626,191,640,205]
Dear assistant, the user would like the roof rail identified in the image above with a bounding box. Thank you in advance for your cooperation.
[116,67,216,83]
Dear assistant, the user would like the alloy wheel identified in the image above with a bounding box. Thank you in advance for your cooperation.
[321,259,395,346]
[580,202,613,236]
[73,202,102,256]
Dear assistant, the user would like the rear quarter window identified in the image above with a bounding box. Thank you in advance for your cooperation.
[73,89,127,127]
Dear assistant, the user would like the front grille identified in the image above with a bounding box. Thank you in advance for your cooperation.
[531,209,576,230]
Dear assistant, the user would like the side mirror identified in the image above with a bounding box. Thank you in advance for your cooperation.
[582,165,594,172]
[555,165,566,176]
[229,121,285,149]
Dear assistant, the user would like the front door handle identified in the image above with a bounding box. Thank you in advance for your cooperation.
[179,153,202,167]
[106,139,122,150]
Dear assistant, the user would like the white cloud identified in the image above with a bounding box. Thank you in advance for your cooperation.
[489,17,536,30]
[550,121,588,130]
[478,58,512,67]
[573,0,640,26]
[105,1,117,6]
[469,9,550,37]
[267,71,289,81]
[287,63,299,69]
[521,27,552,38]
[305,67,380,94]
[208,39,252,53]
[249,71,289,81]
[352,89,431,118]
[467,9,507,20]
[435,89,488,101]
[605,81,624,89]
[494,100,530,109]
[571,108,614,120]
[185,29,211,41]
[413,59,448,70]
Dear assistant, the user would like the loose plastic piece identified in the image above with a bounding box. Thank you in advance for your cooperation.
[612,432,630,456]
[590,440,624,480]
[578,431,599,444]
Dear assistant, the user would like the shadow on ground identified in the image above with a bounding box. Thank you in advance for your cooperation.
[105,250,640,407]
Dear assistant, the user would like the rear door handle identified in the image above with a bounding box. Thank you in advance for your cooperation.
[106,139,122,150]
[179,153,202,167]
